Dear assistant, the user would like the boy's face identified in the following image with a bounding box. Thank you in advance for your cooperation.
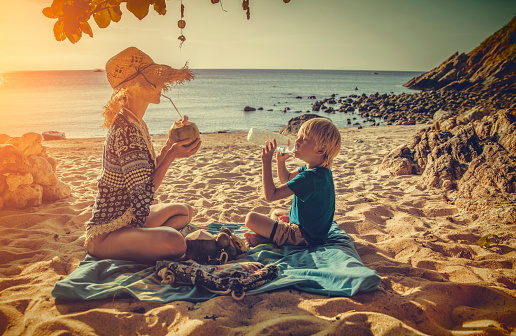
[294,132,320,161]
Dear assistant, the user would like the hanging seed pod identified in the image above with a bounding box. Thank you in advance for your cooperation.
[181,3,185,17]
[178,20,186,29]
[283,0,291,2]
[242,0,248,10]
[211,0,219,3]
[178,35,186,42]
[246,8,250,20]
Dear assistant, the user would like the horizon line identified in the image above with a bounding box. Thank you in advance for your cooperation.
[1,68,427,73]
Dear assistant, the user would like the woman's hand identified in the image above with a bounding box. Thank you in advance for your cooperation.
[170,138,201,159]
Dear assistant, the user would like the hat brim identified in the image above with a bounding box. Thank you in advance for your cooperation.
[113,63,194,92]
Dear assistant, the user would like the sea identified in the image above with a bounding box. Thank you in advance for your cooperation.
[0,69,422,139]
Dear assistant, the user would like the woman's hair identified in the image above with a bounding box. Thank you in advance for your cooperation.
[298,118,341,168]
[102,85,164,128]
[102,88,131,129]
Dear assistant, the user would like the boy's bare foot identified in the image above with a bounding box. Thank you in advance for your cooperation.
[244,232,272,247]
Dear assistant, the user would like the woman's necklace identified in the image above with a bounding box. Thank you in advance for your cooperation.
[121,107,156,165]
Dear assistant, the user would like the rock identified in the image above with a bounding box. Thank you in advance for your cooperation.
[379,109,516,224]
[243,106,256,112]
[0,175,7,194]
[5,173,33,191]
[378,145,415,175]
[2,184,43,209]
[28,155,58,186]
[0,134,11,144]
[0,133,73,209]
[404,17,516,96]
[279,114,330,136]
[5,133,44,157]
[42,131,66,140]
[46,156,58,173]
[434,110,452,121]
[457,106,491,125]
[43,181,72,202]
[0,144,31,174]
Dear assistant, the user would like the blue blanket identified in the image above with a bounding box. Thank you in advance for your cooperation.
[52,222,380,302]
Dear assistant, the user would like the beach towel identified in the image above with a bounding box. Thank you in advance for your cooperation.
[52,222,381,302]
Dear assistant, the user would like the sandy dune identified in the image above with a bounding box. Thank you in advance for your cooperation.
[1,125,515,335]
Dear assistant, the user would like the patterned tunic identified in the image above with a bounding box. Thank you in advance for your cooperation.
[85,113,155,246]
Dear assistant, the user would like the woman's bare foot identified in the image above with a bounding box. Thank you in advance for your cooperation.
[244,232,272,247]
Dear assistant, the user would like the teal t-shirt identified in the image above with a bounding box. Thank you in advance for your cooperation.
[285,165,335,245]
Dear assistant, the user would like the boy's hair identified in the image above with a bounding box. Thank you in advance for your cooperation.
[298,118,341,168]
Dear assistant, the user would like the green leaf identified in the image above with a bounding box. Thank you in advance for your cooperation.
[80,21,93,38]
[126,0,151,20]
[93,7,111,28]
[477,234,499,247]
[108,6,122,23]
[53,19,66,41]
[51,0,67,16]
[64,20,82,43]
[42,7,57,19]
[153,0,166,15]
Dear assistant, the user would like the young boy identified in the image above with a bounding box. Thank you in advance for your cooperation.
[244,118,341,247]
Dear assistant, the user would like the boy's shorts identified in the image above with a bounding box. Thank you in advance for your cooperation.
[270,217,308,246]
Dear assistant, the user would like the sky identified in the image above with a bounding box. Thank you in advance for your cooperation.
[0,0,514,72]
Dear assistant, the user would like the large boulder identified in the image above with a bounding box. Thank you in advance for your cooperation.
[2,184,43,209]
[0,144,31,174]
[43,181,72,202]
[5,173,33,192]
[279,114,330,136]
[28,155,58,186]
[404,17,516,95]
[5,132,44,156]
[379,109,516,224]
[0,132,72,210]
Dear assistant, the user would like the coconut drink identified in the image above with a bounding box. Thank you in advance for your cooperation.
[162,94,200,146]
[168,115,200,146]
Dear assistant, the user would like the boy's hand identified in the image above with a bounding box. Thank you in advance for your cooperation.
[276,151,290,163]
[261,140,276,163]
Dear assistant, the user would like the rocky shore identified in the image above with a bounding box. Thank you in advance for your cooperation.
[312,90,515,125]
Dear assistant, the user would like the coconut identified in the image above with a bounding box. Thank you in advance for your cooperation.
[168,115,200,146]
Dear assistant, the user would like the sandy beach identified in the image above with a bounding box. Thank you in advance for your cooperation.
[1,124,515,335]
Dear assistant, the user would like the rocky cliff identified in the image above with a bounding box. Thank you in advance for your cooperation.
[404,16,516,95]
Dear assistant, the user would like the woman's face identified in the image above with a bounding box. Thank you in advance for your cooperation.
[141,85,162,104]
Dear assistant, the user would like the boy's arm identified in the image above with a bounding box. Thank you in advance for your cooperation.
[276,153,299,184]
[262,141,294,202]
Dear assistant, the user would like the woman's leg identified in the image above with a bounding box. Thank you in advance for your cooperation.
[89,226,186,262]
[145,203,193,230]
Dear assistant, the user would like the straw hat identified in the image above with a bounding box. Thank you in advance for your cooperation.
[105,47,193,91]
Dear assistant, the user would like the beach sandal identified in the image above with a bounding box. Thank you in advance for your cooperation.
[179,223,201,237]
[156,259,279,300]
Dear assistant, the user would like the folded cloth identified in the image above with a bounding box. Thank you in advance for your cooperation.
[52,222,380,302]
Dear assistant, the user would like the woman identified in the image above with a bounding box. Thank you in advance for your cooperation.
[85,47,201,263]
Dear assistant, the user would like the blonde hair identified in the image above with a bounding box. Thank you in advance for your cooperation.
[298,118,341,168]
[102,88,130,128]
